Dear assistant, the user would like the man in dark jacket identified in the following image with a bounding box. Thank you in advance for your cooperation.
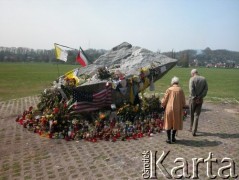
[189,69,208,136]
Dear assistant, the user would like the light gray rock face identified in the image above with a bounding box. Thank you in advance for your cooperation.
[78,42,177,85]
[94,42,133,67]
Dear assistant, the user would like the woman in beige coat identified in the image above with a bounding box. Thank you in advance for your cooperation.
[161,76,186,144]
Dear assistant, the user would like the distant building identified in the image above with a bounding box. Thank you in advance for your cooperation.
[206,63,213,68]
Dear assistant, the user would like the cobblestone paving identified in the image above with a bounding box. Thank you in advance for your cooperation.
[0,96,239,180]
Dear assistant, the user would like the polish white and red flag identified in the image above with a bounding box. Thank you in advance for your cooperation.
[76,47,89,67]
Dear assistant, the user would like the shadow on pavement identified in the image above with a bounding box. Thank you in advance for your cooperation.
[197,131,239,139]
[201,108,212,112]
[185,108,211,115]
[176,139,222,147]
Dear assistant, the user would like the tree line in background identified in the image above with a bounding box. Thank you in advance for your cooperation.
[163,47,239,68]
[0,47,107,64]
[0,46,238,67]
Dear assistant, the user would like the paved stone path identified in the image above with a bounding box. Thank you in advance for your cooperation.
[0,96,239,180]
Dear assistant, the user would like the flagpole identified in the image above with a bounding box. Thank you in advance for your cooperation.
[57,61,60,77]
[54,43,60,77]
[55,43,77,51]
[54,42,78,78]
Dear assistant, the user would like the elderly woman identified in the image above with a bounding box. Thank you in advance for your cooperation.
[161,76,186,144]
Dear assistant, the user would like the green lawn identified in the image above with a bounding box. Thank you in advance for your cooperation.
[0,63,79,101]
[152,67,239,103]
[0,63,239,103]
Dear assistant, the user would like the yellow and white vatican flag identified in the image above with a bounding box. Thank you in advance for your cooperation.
[54,44,68,62]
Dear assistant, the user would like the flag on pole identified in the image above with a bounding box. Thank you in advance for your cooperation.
[76,47,89,67]
[65,68,79,78]
[64,68,80,85]
[54,44,68,62]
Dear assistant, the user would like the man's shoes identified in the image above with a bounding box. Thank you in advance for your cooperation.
[172,138,176,143]
[192,133,196,136]
[166,140,171,144]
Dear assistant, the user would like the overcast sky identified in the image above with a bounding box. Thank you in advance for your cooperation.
[0,0,239,52]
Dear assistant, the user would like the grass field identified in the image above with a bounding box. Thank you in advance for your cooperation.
[0,63,79,101]
[0,63,239,103]
[152,67,239,103]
